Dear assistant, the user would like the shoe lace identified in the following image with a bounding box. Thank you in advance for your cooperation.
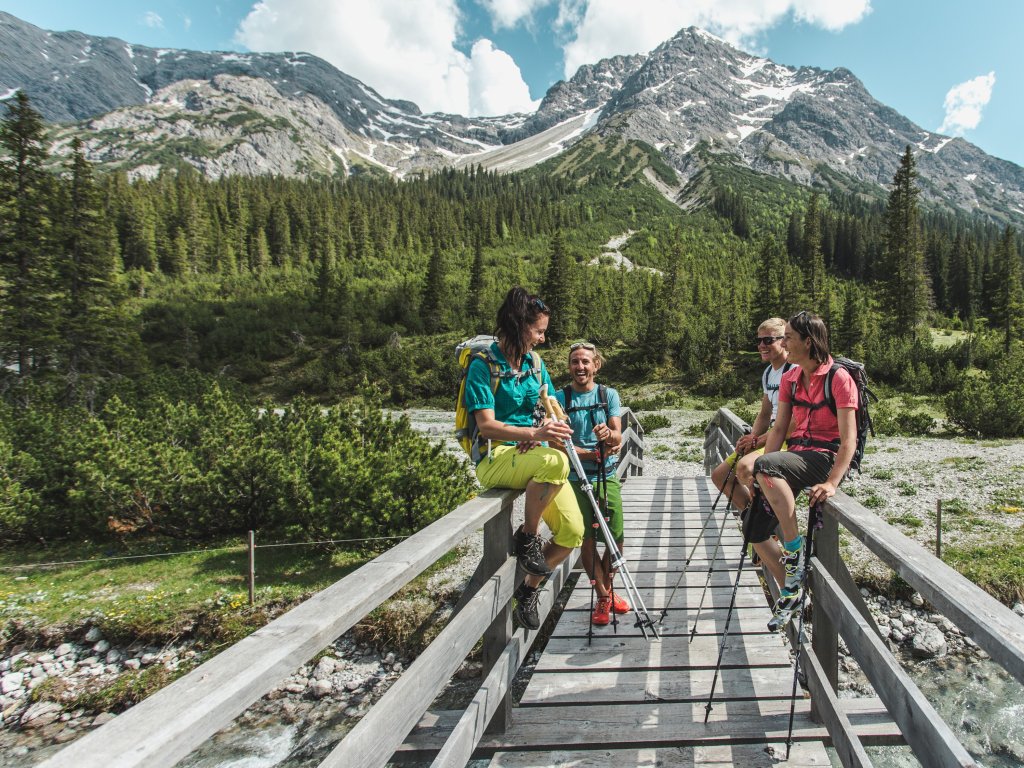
[522,588,540,611]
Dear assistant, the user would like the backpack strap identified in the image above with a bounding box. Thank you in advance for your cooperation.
[562,384,573,414]
[762,365,770,393]
[823,362,841,416]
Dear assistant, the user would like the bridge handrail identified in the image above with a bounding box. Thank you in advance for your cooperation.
[704,407,1024,768]
[40,408,645,768]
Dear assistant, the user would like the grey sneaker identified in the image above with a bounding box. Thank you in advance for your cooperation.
[514,525,551,576]
[514,584,541,630]
[780,542,805,593]
[768,588,803,633]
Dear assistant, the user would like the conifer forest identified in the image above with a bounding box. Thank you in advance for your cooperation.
[1,91,1023,544]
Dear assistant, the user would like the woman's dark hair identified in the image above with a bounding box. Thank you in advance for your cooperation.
[789,310,830,364]
[495,286,550,364]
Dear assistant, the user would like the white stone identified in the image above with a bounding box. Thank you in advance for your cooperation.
[911,624,948,659]
[55,643,74,658]
[30,665,46,678]
[313,657,336,680]
[105,650,122,665]
[285,682,306,694]
[308,679,333,698]
[383,652,396,665]
[344,679,361,692]
[84,627,103,643]
[124,659,141,671]
[21,702,62,729]
[1,673,25,694]
[1013,603,1024,618]
[92,712,116,727]
[36,653,54,663]
[140,653,158,666]
[93,640,111,654]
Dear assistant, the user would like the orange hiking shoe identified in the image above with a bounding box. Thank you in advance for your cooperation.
[591,596,612,625]
[610,592,630,614]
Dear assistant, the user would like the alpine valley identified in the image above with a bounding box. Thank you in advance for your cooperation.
[2,10,1023,224]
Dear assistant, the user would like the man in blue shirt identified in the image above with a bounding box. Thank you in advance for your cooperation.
[554,342,627,625]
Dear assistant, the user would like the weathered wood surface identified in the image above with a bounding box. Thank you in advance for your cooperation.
[812,557,977,768]
[37,488,520,768]
[826,491,1024,688]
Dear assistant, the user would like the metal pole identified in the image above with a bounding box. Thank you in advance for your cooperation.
[248,530,256,607]
[935,500,942,560]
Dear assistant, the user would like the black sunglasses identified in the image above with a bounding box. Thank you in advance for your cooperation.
[756,336,783,346]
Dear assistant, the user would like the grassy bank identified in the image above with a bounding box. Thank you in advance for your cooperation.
[0,538,374,651]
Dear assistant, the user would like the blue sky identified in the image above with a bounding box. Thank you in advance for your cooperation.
[2,0,1021,166]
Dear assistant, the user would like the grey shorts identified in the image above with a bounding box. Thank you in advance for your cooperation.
[753,449,835,496]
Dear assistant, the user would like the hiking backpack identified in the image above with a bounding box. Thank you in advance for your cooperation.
[790,356,876,476]
[561,384,609,420]
[454,335,542,462]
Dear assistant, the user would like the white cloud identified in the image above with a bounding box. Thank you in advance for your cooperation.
[557,0,871,78]
[939,71,996,136]
[478,0,555,30]
[183,16,192,31]
[235,0,536,116]
[468,39,539,113]
[143,11,164,29]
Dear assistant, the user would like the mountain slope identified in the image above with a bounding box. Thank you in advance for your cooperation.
[2,12,1022,224]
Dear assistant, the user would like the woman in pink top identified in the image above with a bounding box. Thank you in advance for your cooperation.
[750,311,857,627]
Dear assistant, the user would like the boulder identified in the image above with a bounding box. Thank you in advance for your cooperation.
[84,627,103,643]
[911,624,948,659]
[307,679,333,699]
[1,672,25,694]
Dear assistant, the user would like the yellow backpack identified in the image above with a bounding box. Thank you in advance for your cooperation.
[455,335,541,462]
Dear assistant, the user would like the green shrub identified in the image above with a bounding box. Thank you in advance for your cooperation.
[639,414,671,433]
[945,347,1024,437]
[871,401,936,436]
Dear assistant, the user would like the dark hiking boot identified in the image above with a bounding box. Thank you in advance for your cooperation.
[768,588,803,633]
[514,525,551,576]
[514,583,541,630]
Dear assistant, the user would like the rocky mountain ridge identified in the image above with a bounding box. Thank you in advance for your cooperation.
[2,12,1023,222]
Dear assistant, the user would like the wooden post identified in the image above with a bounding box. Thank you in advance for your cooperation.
[248,531,255,607]
[481,497,513,733]
[810,511,840,723]
[935,500,942,560]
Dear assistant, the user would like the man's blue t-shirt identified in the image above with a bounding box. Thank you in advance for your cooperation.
[554,385,621,481]
[464,343,555,431]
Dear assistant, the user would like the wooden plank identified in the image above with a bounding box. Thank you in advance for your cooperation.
[811,557,975,768]
[520,667,805,704]
[320,557,520,768]
[802,646,874,768]
[535,634,791,672]
[488,742,832,767]
[430,552,578,768]
[398,700,900,757]
[567,570,762,589]
[828,492,1024,688]
[553,609,776,637]
[563,585,768,611]
[37,489,518,768]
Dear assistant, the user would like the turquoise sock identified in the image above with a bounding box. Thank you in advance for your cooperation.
[783,535,803,552]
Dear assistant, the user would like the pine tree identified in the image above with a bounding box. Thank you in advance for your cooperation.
[421,238,447,333]
[883,146,931,338]
[59,138,119,383]
[0,91,57,375]
[541,229,577,343]
[467,235,486,332]
[802,193,826,310]
[992,226,1023,353]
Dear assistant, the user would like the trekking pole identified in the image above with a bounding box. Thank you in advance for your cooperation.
[785,503,824,760]
[704,490,758,723]
[688,452,748,641]
[540,390,660,641]
[660,427,751,625]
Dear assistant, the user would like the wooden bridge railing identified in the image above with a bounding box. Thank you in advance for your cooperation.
[705,407,1024,768]
[39,408,645,768]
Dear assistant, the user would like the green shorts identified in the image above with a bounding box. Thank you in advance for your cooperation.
[571,475,624,542]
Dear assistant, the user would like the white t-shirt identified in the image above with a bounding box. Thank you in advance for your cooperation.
[762,362,792,422]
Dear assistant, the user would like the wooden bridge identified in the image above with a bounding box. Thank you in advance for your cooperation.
[39,409,1024,768]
